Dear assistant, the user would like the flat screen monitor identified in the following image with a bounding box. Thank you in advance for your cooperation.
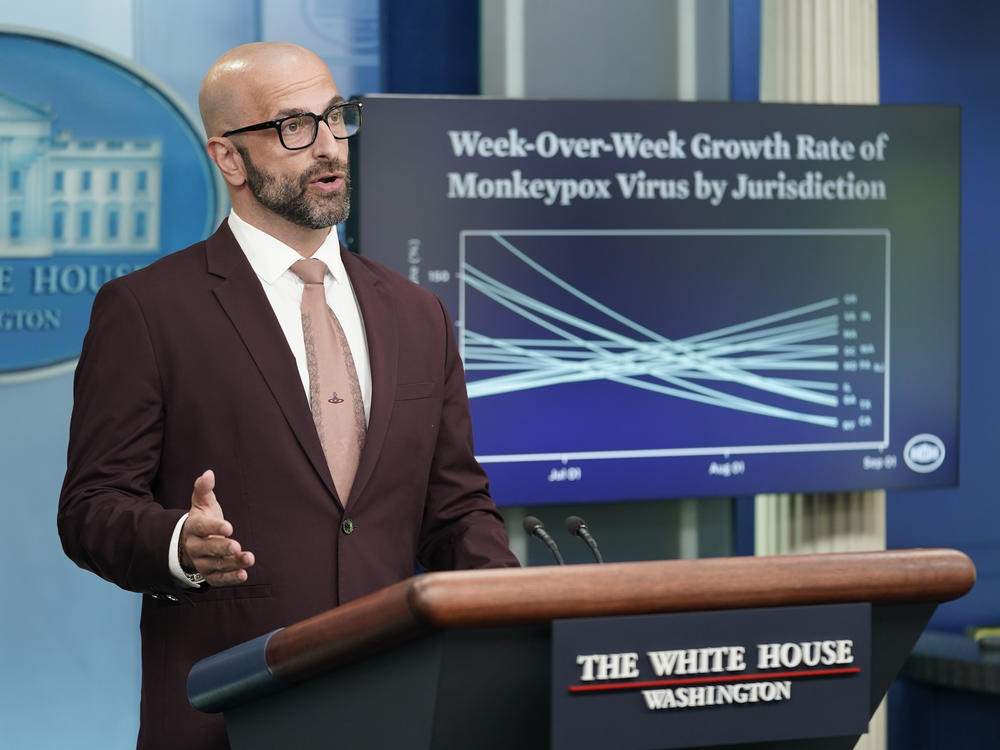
[349,96,959,505]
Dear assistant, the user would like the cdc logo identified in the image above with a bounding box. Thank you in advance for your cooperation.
[903,433,946,474]
[0,28,223,383]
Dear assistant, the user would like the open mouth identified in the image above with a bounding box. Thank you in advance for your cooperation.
[308,174,343,192]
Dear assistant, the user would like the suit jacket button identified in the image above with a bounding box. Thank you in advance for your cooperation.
[342,519,355,535]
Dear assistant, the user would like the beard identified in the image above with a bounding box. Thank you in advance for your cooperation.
[237,144,351,229]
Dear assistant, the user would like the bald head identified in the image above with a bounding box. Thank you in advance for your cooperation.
[198,42,335,138]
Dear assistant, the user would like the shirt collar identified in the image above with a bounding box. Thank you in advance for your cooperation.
[228,209,348,285]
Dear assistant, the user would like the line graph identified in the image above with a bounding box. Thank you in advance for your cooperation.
[459,230,889,462]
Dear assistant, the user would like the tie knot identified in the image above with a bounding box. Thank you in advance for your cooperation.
[291,258,328,285]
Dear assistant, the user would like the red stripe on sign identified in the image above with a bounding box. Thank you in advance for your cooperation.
[568,667,862,693]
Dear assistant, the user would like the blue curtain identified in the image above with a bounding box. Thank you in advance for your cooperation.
[380,0,480,94]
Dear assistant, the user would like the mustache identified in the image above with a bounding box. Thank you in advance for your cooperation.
[300,161,350,185]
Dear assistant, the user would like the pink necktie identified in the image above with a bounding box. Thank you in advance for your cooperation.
[290,258,366,504]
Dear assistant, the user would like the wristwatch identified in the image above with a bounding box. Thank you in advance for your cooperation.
[183,569,206,586]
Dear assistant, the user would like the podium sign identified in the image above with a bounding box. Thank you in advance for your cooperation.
[552,604,870,750]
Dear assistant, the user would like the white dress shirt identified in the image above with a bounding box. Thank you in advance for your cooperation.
[226,209,372,418]
[169,210,372,586]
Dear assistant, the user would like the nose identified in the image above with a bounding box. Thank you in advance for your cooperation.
[310,118,346,161]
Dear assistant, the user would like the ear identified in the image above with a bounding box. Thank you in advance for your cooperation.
[206,137,247,187]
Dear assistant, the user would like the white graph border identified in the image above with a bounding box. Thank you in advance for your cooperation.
[458,228,891,463]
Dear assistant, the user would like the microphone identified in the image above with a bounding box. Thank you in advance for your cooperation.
[565,515,604,563]
[523,515,565,565]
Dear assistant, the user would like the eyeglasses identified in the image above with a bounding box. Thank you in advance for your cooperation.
[222,100,362,150]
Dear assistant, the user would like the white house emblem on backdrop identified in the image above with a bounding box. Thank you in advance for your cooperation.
[0,28,223,382]
[0,90,162,258]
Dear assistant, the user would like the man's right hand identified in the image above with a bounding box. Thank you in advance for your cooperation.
[179,469,255,586]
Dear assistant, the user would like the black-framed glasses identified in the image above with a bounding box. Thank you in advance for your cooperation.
[222,100,363,150]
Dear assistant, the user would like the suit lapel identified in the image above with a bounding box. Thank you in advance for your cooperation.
[205,221,340,503]
[342,250,397,506]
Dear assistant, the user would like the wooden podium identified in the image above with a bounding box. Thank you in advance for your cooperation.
[188,548,974,750]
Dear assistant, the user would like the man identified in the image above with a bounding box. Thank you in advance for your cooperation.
[58,42,518,750]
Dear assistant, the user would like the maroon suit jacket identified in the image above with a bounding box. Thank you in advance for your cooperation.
[58,221,517,750]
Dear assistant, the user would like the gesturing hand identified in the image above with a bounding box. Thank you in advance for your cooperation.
[179,470,255,586]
